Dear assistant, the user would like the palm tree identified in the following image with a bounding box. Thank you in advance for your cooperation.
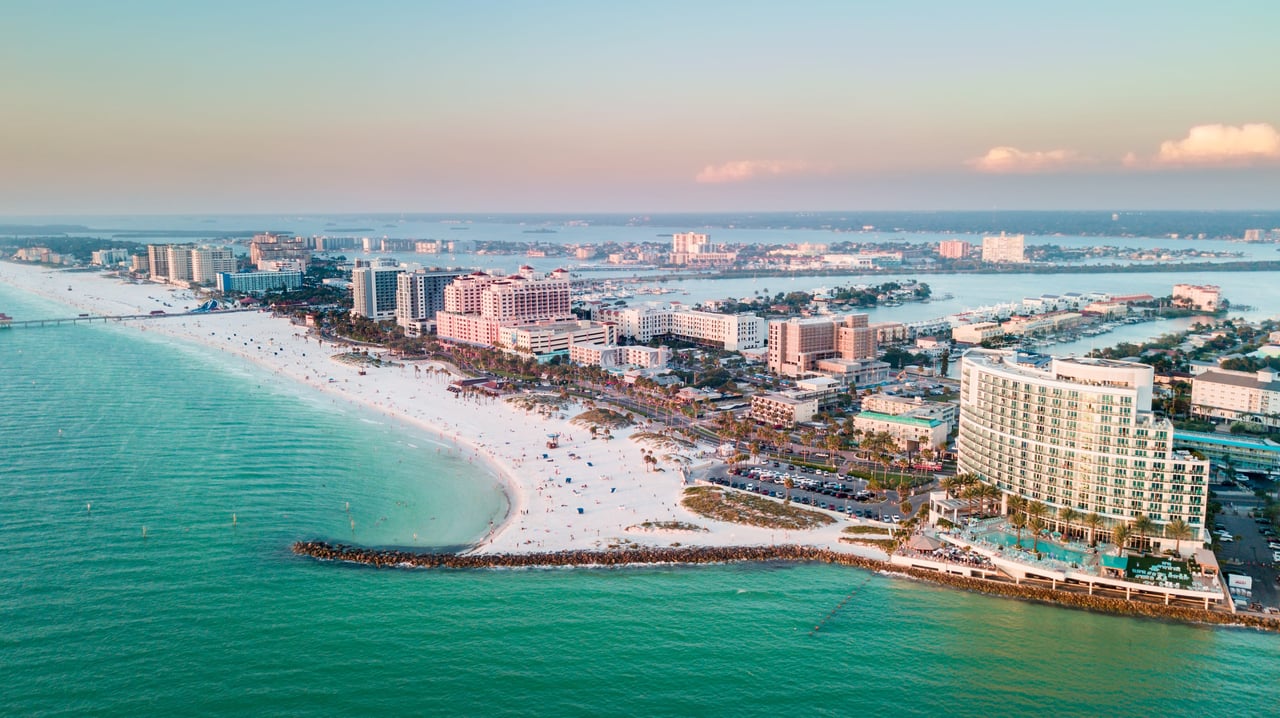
[1132,513,1156,554]
[1082,512,1104,547]
[1010,511,1028,547]
[1006,494,1027,519]
[962,484,985,519]
[940,474,966,500]
[1111,522,1132,556]
[1025,502,1048,553]
[1165,518,1193,556]
[980,484,1002,518]
[1058,507,1079,543]
[1028,516,1046,554]
[783,476,795,506]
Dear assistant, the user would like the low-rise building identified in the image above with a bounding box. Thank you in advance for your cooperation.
[216,270,303,294]
[569,343,671,370]
[952,321,1004,345]
[813,358,892,386]
[750,392,819,427]
[854,411,948,452]
[860,394,958,433]
[497,320,617,356]
[1172,431,1280,473]
[594,302,765,351]
[1191,369,1280,428]
[1173,283,1222,311]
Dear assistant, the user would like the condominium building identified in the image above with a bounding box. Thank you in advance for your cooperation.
[593,303,765,351]
[1172,283,1222,311]
[216,270,303,294]
[669,231,737,265]
[672,232,708,255]
[981,233,1026,263]
[394,269,466,337]
[164,245,194,283]
[767,314,876,376]
[1191,369,1280,429]
[937,240,972,259]
[191,247,237,285]
[250,234,311,268]
[958,349,1210,542]
[351,264,406,320]
[147,244,171,281]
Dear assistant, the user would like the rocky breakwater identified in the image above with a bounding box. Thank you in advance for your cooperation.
[291,540,879,570]
[292,541,1280,632]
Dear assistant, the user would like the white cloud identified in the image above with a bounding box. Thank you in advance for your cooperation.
[970,146,1089,173]
[695,160,811,184]
[1152,123,1280,166]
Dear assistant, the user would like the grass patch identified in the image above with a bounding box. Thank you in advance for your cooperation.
[571,408,634,430]
[630,431,697,451]
[629,520,709,533]
[507,393,570,412]
[842,526,893,537]
[681,486,835,530]
[839,537,899,551]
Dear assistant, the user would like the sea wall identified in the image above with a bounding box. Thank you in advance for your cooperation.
[292,541,1280,632]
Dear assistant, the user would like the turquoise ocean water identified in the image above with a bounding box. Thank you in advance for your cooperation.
[2,280,1278,717]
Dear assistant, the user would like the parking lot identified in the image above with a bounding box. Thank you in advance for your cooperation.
[705,462,929,524]
[1214,499,1279,609]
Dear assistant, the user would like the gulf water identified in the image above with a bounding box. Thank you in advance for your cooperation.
[2,281,1278,717]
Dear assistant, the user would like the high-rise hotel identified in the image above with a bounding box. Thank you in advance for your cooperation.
[958,349,1209,544]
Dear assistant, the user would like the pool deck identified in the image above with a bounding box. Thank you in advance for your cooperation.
[894,519,1230,610]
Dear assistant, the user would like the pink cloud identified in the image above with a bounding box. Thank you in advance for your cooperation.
[695,160,812,184]
[970,146,1089,173]
[1152,123,1280,166]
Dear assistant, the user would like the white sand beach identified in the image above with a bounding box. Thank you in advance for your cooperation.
[1,262,884,559]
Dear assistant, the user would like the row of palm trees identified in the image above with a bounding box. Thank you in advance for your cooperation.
[946,473,1199,556]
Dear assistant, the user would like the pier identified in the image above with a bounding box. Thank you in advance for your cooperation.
[0,309,244,330]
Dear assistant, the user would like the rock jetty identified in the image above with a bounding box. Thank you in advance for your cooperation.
[292,540,1280,632]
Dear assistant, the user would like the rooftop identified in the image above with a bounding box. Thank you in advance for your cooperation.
[1195,369,1280,391]
[856,411,941,428]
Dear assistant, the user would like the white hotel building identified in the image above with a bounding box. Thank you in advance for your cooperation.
[958,349,1209,544]
[592,303,765,351]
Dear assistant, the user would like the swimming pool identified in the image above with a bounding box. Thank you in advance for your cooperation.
[983,531,1088,565]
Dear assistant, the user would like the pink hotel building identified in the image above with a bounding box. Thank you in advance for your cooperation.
[435,267,576,346]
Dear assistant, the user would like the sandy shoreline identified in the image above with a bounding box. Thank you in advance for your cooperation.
[0,262,881,559]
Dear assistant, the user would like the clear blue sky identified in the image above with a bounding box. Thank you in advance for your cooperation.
[2,1,1277,213]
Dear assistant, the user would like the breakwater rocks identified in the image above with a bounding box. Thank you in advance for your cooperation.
[292,541,1280,632]
[292,540,875,570]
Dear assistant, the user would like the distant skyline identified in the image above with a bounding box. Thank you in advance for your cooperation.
[3,1,1278,214]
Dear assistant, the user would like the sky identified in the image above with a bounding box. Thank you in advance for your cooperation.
[2,1,1278,214]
